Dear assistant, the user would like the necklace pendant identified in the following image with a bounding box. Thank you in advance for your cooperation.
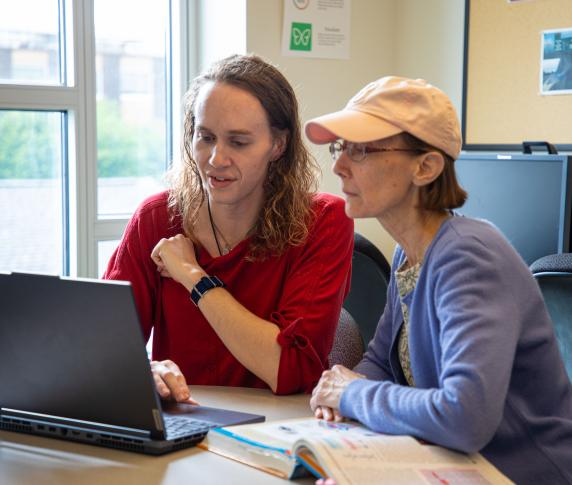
[222,246,231,255]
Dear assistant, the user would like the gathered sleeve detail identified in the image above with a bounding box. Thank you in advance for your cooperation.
[272,196,354,395]
[273,314,325,394]
[274,315,309,349]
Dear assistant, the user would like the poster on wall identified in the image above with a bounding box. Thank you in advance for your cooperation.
[281,0,351,59]
[541,28,572,95]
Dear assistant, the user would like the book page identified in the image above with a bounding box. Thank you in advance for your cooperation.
[289,420,513,485]
[209,420,304,451]
[202,418,512,485]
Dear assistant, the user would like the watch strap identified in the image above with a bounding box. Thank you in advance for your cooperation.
[190,275,225,306]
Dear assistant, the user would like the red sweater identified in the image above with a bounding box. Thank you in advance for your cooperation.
[104,191,353,394]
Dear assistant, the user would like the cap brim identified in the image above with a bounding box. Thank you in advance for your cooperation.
[305,109,403,144]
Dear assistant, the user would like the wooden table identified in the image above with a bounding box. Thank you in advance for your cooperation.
[0,386,315,484]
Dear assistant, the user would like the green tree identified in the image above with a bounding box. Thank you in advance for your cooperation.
[0,111,61,179]
[97,100,165,178]
[0,103,166,179]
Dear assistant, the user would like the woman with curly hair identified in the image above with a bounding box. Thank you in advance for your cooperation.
[104,54,353,401]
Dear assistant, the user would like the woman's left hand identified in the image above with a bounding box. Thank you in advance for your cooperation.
[150,234,204,287]
[310,365,364,419]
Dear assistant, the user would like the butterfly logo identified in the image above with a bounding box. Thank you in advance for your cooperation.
[292,27,311,47]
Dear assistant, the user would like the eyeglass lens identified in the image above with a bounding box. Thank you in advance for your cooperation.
[329,141,366,161]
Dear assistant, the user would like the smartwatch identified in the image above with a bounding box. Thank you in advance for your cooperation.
[190,275,225,306]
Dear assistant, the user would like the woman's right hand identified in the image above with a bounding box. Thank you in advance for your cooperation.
[310,365,364,420]
[150,359,199,404]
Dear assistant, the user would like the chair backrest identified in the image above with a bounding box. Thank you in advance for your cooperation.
[343,233,391,348]
[328,307,364,369]
[530,253,572,380]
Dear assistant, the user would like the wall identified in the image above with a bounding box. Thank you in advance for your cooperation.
[195,0,247,70]
[394,0,465,117]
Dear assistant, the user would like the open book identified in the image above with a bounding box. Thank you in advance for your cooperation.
[199,417,514,484]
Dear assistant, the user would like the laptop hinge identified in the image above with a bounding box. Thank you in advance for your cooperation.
[151,408,165,439]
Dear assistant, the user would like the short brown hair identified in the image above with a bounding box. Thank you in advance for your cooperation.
[168,54,319,259]
[399,132,467,211]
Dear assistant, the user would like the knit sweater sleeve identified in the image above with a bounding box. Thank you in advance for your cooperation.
[340,230,523,453]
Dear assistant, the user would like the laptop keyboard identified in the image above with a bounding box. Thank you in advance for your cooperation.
[164,415,215,439]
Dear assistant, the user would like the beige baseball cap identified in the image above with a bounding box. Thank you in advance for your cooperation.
[305,76,462,159]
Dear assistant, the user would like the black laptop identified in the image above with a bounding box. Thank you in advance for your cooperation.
[0,272,264,455]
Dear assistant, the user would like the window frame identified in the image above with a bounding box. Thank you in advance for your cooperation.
[0,0,189,277]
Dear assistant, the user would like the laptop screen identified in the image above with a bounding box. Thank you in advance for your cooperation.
[0,273,163,434]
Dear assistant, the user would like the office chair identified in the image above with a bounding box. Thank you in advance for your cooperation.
[342,233,392,348]
[328,307,364,369]
[530,253,572,380]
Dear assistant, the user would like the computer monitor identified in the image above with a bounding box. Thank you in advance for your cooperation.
[455,153,572,265]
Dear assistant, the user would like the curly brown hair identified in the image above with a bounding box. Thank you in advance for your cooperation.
[168,54,319,259]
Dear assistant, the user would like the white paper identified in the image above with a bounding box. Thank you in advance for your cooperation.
[281,0,351,59]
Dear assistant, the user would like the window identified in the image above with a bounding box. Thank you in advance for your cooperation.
[98,240,120,277]
[0,1,186,277]
[0,110,65,274]
[94,0,171,217]
[0,0,62,85]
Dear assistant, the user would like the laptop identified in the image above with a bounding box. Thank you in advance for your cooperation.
[0,272,264,455]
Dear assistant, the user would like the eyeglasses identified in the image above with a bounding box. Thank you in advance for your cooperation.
[329,141,427,162]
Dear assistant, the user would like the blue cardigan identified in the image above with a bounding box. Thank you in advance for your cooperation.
[340,216,572,484]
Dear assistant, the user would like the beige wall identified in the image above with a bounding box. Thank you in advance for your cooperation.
[195,0,247,69]
[394,0,465,117]
[196,0,466,261]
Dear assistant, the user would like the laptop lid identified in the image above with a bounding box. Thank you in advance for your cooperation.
[0,272,170,438]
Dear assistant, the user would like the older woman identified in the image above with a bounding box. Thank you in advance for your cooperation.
[104,54,353,400]
[306,77,572,484]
